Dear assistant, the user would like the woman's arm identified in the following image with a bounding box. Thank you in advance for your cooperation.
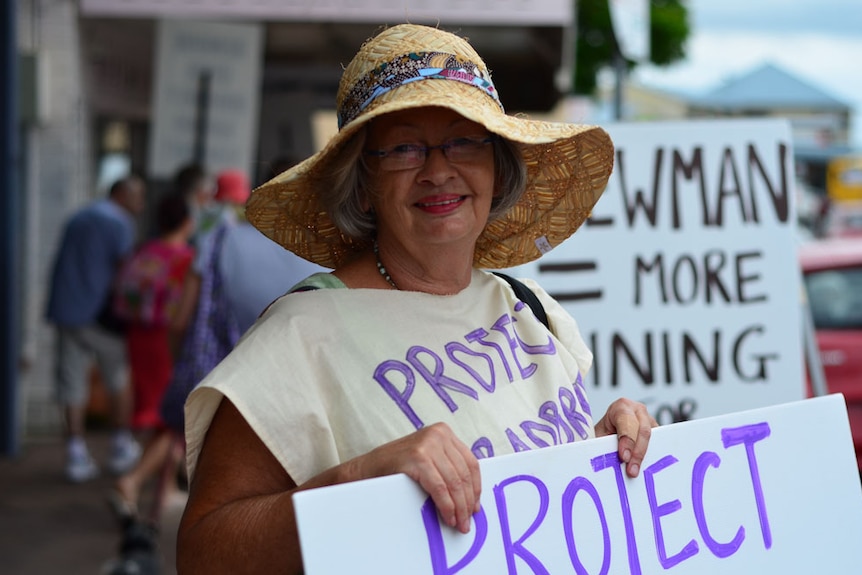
[177,399,481,574]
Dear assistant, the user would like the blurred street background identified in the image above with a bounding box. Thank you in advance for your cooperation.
[2,1,861,573]
[0,431,183,574]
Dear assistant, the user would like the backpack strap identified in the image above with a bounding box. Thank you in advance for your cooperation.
[492,271,550,330]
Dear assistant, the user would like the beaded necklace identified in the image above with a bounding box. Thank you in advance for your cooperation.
[373,239,399,290]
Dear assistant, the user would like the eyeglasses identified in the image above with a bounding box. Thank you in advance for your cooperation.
[365,135,497,171]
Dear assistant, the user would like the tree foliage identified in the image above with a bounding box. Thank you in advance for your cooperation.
[573,0,690,95]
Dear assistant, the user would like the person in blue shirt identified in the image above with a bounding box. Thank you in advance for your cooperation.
[46,175,146,482]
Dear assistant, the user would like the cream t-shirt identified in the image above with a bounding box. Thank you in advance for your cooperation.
[185,270,595,484]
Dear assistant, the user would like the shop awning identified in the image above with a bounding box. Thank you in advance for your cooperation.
[79,0,572,26]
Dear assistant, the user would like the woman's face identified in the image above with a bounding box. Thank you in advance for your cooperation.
[364,107,496,252]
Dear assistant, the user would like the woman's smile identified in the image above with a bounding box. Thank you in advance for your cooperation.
[414,193,468,214]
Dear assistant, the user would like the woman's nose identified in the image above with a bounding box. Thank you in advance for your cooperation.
[417,146,457,183]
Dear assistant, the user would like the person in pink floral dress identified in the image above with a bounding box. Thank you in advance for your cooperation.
[109,192,194,519]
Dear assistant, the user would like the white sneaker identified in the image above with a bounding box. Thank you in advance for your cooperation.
[66,452,100,483]
[109,436,141,476]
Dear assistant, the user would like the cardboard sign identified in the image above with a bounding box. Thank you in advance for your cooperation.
[147,20,263,178]
[510,119,805,424]
[294,394,862,574]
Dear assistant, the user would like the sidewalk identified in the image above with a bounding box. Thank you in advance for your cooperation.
[0,431,183,575]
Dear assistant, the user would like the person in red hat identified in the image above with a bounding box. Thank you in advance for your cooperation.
[212,169,249,204]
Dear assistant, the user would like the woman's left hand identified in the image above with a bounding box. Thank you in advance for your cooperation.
[593,398,658,478]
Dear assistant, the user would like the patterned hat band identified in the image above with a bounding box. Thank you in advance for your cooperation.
[337,51,504,129]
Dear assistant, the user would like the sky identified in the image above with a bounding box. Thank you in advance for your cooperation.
[633,0,862,148]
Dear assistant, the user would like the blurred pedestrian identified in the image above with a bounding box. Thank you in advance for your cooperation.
[109,192,195,521]
[171,163,218,242]
[217,168,328,332]
[114,192,195,430]
[46,175,146,483]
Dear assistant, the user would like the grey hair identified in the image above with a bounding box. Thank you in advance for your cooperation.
[322,127,528,240]
[489,136,528,220]
[319,129,373,239]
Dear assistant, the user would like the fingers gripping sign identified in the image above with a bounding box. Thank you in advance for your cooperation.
[356,398,655,545]
[594,398,658,478]
[356,423,483,534]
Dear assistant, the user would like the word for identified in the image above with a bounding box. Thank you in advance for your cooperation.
[589,143,791,230]
[634,250,767,306]
[587,325,779,388]
[645,398,698,425]
[421,422,772,575]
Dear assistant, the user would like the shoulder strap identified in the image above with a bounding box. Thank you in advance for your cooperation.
[492,272,549,330]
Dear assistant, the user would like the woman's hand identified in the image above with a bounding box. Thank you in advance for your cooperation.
[594,398,658,478]
[345,423,481,534]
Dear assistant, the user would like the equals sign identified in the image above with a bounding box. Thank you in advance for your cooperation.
[538,260,603,302]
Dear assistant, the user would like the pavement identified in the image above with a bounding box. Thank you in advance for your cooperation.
[0,430,184,575]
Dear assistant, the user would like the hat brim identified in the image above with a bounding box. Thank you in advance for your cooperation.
[247,80,613,270]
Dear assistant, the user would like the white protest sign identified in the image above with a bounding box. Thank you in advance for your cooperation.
[294,394,862,574]
[148,20,262,178]
[511,119,804,425]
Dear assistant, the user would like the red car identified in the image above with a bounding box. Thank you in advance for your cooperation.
[800,237,862,471]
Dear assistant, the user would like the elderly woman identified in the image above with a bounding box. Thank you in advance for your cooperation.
[178,24,656,574]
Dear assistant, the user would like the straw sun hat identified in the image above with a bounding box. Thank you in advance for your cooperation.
[246,23,614,270]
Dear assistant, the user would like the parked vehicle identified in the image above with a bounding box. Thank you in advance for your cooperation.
[823,200,862,239]
[800,237,862,471]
